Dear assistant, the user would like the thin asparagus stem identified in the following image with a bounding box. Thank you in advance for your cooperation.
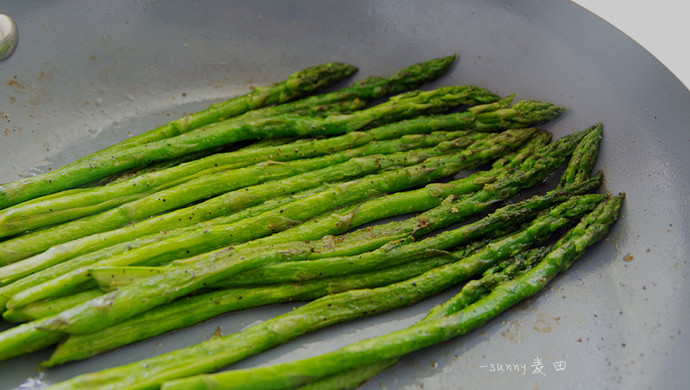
[7,129,534,311]
[156,195,623,390]
[37,194,606,388]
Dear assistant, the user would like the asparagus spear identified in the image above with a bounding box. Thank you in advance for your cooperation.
[306,191,608,390]
[3,289,103,323]
[422,246,550,321]
[7,129,534,310]
[241,54,459,121]
[0,183,341,314]
[217,128,600,285]
[0,143,511,320]
[0,130,480,276]
[0,58,472,238]
[44,243,548,365]
[218,173,603,287]
[0,96,563,256]
[77,63,359,157]
[2,250,462,363]
[557,122,603,189]
[175,130,551,266]
[2,56,454,193]
[21,97,367,190]
[86,84,372,186]
[0,62,356,211]
[157,195,624,390]
[0,86,501,266]
[114,124,549,278]
[0,82,492,211]
[0,124,545,312]
[31,131,539,336]
[34,125,569,351]
[38,194,604,388]
[11,126,578,321]
[230,130,551,255]
[0,95,557,231]
[0,320,65,362]
[0,153,483,313]
[67,53,456,188]
[0,133,500,275]
[292,359,399,390]
[0,123,585,314]
[73,58,443,189]
[291,247,551,390]
[112,134,545,286]
[44,244,484,365]
[36,187,601,339]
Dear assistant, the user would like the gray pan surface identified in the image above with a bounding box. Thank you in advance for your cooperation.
[0,1,688,389]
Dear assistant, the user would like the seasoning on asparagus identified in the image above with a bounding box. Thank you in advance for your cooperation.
[156,195,624,390]
[0,130,484,280]
[34,124,592,356]
[0,61,356,210]
[6,128,535,311]
[290,247,551,390]
[0,56,468,238]
[44,244,484,365]
[38,194,606,389]
[0,80,492,211]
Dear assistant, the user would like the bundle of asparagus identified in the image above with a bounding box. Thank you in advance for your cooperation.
[0,55,623,390]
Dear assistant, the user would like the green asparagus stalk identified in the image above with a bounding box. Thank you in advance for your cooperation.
[0,320,65,362]
[0,82,493,210]
[3,289,103,323]
[61,64,429,190]
[216,128,600,286]
[4,136,529,320]
[7,55,453,195]
[56,98,369,189]
[15,127,561,317]
[291,247,551,390]
[2,251,457,363]
[557,122,602,189]
[0,96,561,250]
[183,166,597,290]
[0,124,586,314]
[422,246,550,321]
[120,144,535,280]
[93,93,372,180]
[157,195,624,390]
[245,55,459,120]
[0,130,480,276]
[0,132,505,278]
[0,114,576,368]
[0,62,357,210]
[7,129,533,310]
[0,125,545,311]
[219,174,603,287]
[157,128,548,276]
[44,244,484,366]
[245,93,368,118]
[2,125,568,320]
[0,86,501,266]
[77,63,359,156]
[0,58,471,239]
[0,183,341,314]
[198,130,552,262]
[292,359,399,390]
[86,53,455,171]
[36,190,603,338]
[38,194,605,388]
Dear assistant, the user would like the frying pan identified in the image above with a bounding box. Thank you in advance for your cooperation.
[0,1,688,388]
